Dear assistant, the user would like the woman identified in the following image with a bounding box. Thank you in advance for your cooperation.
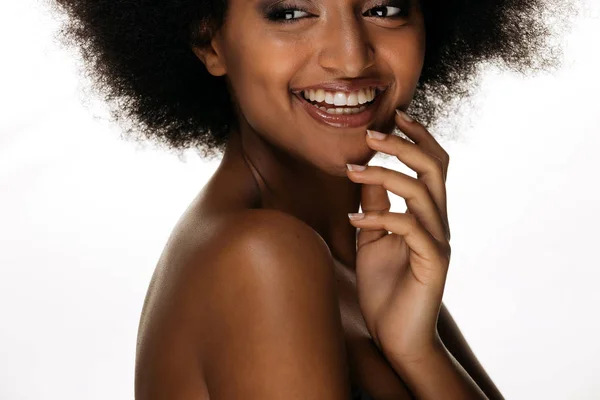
[51,0,572,398]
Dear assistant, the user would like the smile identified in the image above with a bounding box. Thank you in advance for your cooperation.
[294,86,386,129]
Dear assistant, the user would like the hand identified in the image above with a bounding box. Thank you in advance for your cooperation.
[346,109,451,362]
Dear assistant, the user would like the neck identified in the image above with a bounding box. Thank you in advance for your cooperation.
[220,126,362,268]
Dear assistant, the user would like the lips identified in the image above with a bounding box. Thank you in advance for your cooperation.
[293,89,385,129]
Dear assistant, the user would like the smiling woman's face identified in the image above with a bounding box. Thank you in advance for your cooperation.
[193,0,426,175]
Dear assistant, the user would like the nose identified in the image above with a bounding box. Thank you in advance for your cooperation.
[317,13,375,77]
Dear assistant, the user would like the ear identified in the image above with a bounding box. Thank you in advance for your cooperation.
[191,32,227,77]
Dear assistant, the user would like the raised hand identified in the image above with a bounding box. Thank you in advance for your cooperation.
[346,109,451,362]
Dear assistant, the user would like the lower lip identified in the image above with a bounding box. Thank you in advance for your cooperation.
[293,91,384,129]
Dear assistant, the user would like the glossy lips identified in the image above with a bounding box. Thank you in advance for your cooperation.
[294,88,385,129]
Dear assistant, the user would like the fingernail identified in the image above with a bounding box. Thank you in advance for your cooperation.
[366,130,387,140]
[396,109,413,122]
[346,164,367,172]
[348,213,365,220]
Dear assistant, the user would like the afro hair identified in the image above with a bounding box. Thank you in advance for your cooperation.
[49,0,577,160]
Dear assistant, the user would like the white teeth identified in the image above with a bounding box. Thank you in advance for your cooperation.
[315,89,325,102]
[324,91,334,104]
[302,87,379,106]
[333,92,347,106]
[347,92,358,106]
[357,90,367,105]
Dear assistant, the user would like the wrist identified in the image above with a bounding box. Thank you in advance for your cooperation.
[385,335,489,400]
[383,334,447,370]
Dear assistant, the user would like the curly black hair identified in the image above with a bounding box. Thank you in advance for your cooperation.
[48,0,577,160]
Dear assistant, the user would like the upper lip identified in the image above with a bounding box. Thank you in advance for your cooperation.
[291,78,389,94]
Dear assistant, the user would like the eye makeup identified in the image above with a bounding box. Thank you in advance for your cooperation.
[257,0,413,24]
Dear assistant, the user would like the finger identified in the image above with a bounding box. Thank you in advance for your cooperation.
[365,130,450,241]
[395,110,450,183]
[347,165,447,244]
[354,179,390,246]
[348,211,451,278]
[395,110,450,239]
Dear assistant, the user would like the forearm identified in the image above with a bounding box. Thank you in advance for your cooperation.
[385,339,489,400]
[436,304,504,399]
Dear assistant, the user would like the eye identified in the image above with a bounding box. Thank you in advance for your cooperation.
[264,1,409,24]
[363,1,410,19]
[266,8,311,22]
[364,6,402,18]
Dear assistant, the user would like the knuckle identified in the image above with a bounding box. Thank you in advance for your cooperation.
[427,154,446,176]
[414,180,429,197]
[405,212,419,228]
[375,210,387,218]
[438,242,452,261]
[441,151,450,164]
[366,210,386,220]
[438,254,450,271]
[429,154,444,169]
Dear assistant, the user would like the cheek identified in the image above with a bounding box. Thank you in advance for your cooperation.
[223,30,308,143]
[222,33,350,172]
[380,28,426,97]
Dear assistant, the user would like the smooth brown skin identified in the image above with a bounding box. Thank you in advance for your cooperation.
[135,0,504,398]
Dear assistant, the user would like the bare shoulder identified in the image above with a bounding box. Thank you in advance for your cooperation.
[204,208,335,272]
[135,208,351,400]
[199,209,351,398]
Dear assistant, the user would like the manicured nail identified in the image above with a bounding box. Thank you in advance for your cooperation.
[366,130,387,140]
[396,109,413,122]
[348,213,365,220]
[346,164,367,172]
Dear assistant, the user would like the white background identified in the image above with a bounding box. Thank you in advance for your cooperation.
[1,0,599,399]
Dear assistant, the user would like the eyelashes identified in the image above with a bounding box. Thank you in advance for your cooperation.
[264,1,411,24]
[266,8,310,22]
[364,3,410,18]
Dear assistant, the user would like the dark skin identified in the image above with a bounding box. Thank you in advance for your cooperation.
[135,0,504,398]
[195,0,426,267]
